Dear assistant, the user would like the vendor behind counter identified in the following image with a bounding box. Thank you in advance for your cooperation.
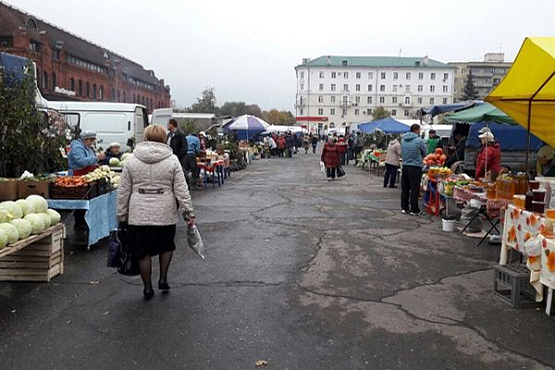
[99,142,122,166]
[535,145,555,177]
[68,131,105,176]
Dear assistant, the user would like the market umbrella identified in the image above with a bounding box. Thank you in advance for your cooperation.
[221,115,270,140]
[420,101,484,117]
[358,118,411,134]
[485,37,555,169]
[443,102,518,125]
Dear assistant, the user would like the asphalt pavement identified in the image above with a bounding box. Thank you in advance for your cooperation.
[1,147,555,370]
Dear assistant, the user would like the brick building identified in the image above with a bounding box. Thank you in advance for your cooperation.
[0,1,170,112]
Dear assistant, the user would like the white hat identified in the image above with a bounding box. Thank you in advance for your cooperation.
[478,127,491,134]
[478,132,495,141]
[199,131,206,136]
[109,142,120,148]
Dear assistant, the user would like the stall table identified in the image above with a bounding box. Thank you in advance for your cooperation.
[47,191,118,248]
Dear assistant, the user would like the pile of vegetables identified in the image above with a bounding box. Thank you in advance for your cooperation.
[55,176,88,188]
[81,166,121,189]
[423,148,447,166]
[0,195,61,249]
[109,153,130,168]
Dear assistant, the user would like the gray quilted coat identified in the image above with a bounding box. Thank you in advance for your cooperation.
[117,141,195,226]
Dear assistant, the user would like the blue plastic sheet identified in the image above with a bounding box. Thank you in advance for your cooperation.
[466,121,543,150]
[47,191,118,247]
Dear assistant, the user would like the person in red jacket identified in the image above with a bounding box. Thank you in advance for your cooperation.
[475,131,502,180]
[337,135,348,165]
[277,135,286,157]
[321,138,340,181]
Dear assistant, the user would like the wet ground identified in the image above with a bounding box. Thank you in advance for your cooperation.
[1,149,554,370]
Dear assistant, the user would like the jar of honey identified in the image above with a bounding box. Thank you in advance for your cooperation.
[545,209,555,219]
[529,180,541,191]
[487,183,497,199]
[513,195,526,208]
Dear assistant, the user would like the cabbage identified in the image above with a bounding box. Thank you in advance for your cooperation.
[11,219,32,239]
[37,213,51,229]
[23,214,45,235]
[47,209,61,225]
[109,158,120,166]
[0,201,23,219]
[0,208,12,223]
[26,195,48,214]
[15,199,35,216]
[0,228,7,249]
[121,153,130,161]
[0,222,19,244]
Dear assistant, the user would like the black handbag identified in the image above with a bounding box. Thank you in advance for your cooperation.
[107,231,121,268]
[337,164,346,177]
[116,223,140,276]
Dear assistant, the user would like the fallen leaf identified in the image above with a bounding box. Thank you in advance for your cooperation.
[255,360,268,367]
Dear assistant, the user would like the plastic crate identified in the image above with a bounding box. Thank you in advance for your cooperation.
[49,182,97,200]
[493,264,538,308]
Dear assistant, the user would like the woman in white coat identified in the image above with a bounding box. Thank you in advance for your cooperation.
[117,125,195,300]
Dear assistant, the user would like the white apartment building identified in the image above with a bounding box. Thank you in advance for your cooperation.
[295,56,456,135]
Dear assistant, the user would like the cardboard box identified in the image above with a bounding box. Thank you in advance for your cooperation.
[17,181,50,199]
[0,179,19,201]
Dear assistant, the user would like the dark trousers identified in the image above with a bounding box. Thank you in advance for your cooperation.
[326,167,336,179]
[184,154,199,179]
[287,148,293,158]
[340,153,346,165]
[401,166,422,213]
[312,144,317,153]
[383,163,399,187]
[354,147,362,164]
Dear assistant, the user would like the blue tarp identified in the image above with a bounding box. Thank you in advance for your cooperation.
[0,52,29,86]
[358,118,410,134]
[466,121,543,151]
[421,101,484,117]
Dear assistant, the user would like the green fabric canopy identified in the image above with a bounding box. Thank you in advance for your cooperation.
[443,102,518,125]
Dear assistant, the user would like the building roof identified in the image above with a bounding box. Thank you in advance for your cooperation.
[0,1,162,86]
[297,55,453,69]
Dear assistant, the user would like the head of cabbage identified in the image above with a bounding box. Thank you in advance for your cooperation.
[15,199,35,216]
[0,201,23,219]
[11,219,32,239]
[26,195,48,214]
[0,208,13,223]
[46,209,61,225]
[0,222,19,244]
[24,214,45,235]
[0,228,7,249]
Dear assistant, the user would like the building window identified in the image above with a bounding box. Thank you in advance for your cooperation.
[92,84,97,100]
[367,84,373,92]
[133,94,136,103]
[331,96,336,103]
[418,72,424,80]
[123,91,126,102]
[117,90,120,102]
[343,84,349,91]
[443,98,448,104]
[332,72,336,78]
[429,97,435,104]
[393,72,398,80]
[319,83,324,91]
[367,96,372,104]
[430,85,435,92]
[418,85,423,92]
[392,96,398,103]
[300,83,304,90]
[300,71,304,79]
[391,109,397,116]
[404,109,410,117]
[355,84,360,91]
[393,85,398,92]
[380,85,385,92]
[99,85,104,100]
[70,78,75,91]
[367,108,372,115]
[78,80,83,96]
[356,72,361,79]
[405,85,411,92]
[300,108,304,115]
[319,71,324,78]
[443,85,448,93]
[355,96,360,104]
[417,97,422,104]
[443,73,449,80]
[86,82,90,97]
[431,72,436,80]
[344,72,348,78]
[380,72,386,79]
[331,84,336,91]
[330,108,335,115]
[406,72,411,80]
[342,96,348,105]
[342,109,347,116]
[318,108,324,115]
[43,72,48,90]
[52,73,57,90]
[379,96,385,104]
[318,96,324,103]
[405,97,410,104]
[354,109,359,116]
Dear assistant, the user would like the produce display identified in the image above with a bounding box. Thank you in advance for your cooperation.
[54,176,87,187]
[109,158,120,167]
[428,166,453,178]
[423,148,447,167]
[0,195,61,249]
[81,166,121,189]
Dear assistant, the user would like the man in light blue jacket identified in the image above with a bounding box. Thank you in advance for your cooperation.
[401,124,427,215]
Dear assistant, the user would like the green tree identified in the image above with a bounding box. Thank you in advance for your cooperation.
[220,101,247,117]
[188,87,219,114]
[372,106,391,120]
[264,109,296,125]
[462,69,479,101]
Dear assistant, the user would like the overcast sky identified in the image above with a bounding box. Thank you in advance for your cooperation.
[5,0,554,111]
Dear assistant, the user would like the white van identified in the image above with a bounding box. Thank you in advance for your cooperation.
[44,101,149,150]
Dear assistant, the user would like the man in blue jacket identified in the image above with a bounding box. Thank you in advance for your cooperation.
[401,124,427,215]
[185,132,201,189]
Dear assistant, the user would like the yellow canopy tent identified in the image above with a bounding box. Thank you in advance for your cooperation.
[485,37,555,169]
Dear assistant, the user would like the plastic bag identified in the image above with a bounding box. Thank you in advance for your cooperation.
[107,231,121,268]
[116,224,140,276]
[337,165,345,177]
[320,162,326,175]
[187,225,205,259]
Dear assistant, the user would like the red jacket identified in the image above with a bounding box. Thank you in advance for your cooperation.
[277,137,286,149]
[321,143,340,168]
[337,139,347,155]
[475,142,502,179]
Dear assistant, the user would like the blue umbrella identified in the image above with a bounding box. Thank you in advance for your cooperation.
[358,118,410,134]
[222,115,270,140]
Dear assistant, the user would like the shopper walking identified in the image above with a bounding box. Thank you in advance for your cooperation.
[117,125,196,300]
[337,135,348,165]
[166,119,187,166]
[321,138,340,181]
[354,132,364,165]
[384,138,401,188]
[400,124,426,215]
[303,134,310,154]
[286,133,294,158]
[311,134,319,153]
[277,135,286,157]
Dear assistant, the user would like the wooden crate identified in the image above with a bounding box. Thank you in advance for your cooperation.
[0,223,65,282]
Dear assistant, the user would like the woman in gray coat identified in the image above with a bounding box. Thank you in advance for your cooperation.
[117,125,195,300]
